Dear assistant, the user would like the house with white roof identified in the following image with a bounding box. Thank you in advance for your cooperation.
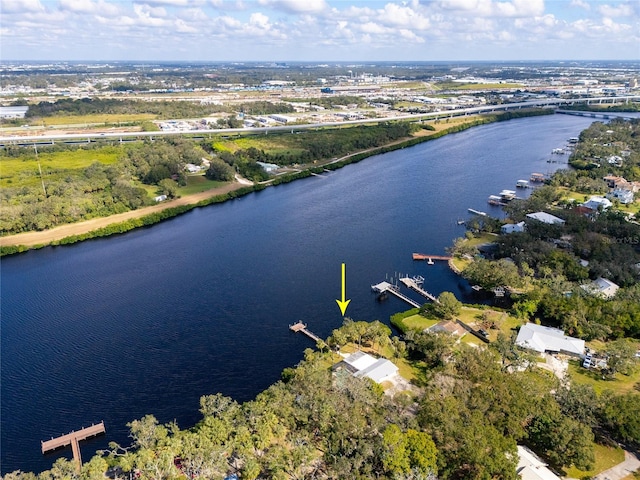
[501,221,526,234]
[581,277,620,299]
[581,196,612,212]
[517,446,561,480]
[515,323,585,357]
[333,351,399,384]
[525,212,565,225]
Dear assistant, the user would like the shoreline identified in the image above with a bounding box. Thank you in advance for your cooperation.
[0,110,552,256]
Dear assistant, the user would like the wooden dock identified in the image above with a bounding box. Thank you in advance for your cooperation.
[399,277,439,303]
[42,421,105,469]
[289,322,321,343]
[412,253,452,262]
[371,281,422,308]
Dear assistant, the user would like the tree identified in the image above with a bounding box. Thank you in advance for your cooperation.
[434,292,461,319]
[157,178,178,198]
[604,338,639,378]
[527,404,594,470]
[599,392,640,444]
[205,159,234,182]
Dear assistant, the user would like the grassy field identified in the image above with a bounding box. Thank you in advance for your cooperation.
[564,443,626,479]
[0,146,122,188]
[567,360,640,394]
[37,113,156,126]
[178,175,227,195]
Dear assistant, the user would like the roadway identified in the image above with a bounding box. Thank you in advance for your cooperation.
[1,95,638,146]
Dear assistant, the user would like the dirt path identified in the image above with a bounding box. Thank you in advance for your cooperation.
[0,181,249,248]
[1,121,480,250]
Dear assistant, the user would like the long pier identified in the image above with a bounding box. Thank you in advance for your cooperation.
[412,253,452,262]
[371,281,422,308]
[399,277,439,303]
[289,322,321,343]
[42,421,105,469]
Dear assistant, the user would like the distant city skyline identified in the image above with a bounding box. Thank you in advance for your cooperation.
[1,0,638,62]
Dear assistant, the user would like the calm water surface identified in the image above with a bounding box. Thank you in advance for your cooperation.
[1,115,595,473]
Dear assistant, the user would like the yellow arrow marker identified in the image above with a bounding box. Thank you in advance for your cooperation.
[335,262,351,316]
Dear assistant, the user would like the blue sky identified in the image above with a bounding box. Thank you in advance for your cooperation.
[1,0,638,61]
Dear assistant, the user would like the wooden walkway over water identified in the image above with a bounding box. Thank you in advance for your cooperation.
[371,281,422,308]
[42,421,105,469]
[412,253,452,262]
[399,277,439,303]
[289,322,321,343]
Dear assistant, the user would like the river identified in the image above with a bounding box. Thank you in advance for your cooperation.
[1,114,596,474]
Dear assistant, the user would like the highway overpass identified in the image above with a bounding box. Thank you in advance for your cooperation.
[1,95,638,147]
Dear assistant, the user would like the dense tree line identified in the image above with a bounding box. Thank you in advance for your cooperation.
[5,318,638,480]
[0,139,205,234]
[23,98,296,121]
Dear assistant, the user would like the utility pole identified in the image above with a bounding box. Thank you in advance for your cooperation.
[34,144,47,198]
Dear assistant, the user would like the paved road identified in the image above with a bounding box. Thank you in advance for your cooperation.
[593,450,640,480]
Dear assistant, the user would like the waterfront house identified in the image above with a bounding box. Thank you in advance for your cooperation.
[525,212,565,225]
[607,188,634,204]
[581,196,612,212]
[581,277,619,299]
[515,323,585,357]
[501,221,526,234]
[333,351,399,384]
[428,320,467,337]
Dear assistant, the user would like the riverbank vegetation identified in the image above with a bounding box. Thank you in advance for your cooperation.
[0,109,551,253]
[4,115,640,480]
[4,315,637,480]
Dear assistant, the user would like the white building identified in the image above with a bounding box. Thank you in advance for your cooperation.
[581,196,612,211]
[517,446,562,480]
[335,351,399,384]
[526,212,565,225]
[581,277,620,299]
[0,105,28,119]
[256,161,279,173]
[515,323,585,357]
[502,221,526,234]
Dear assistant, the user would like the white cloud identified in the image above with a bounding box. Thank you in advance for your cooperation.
[175,18,197,32]
[1,0,44,13]
[141,0,194,6]
[598,3,634,18]
[438,0,545,17]
[249,11,270,28]
[378,3,430,30]
[570,0,590,10]
[58,0,120,16]
[258,0,328,14]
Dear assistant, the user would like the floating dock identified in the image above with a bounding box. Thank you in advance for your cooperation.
[289,322,321,343]
[399,277,439,303]
[42,421,105,469]
[371,281,422,308]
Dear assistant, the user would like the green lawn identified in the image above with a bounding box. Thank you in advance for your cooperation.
[177,175,227,195]
[400,313,439,331]
[567,360,640,395]
[0,146,122,188]
[564,443,625,479]
[38,113,155,126]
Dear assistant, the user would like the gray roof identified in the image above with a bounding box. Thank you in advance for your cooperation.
[526,212,565,225]
[515,323,584,355]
